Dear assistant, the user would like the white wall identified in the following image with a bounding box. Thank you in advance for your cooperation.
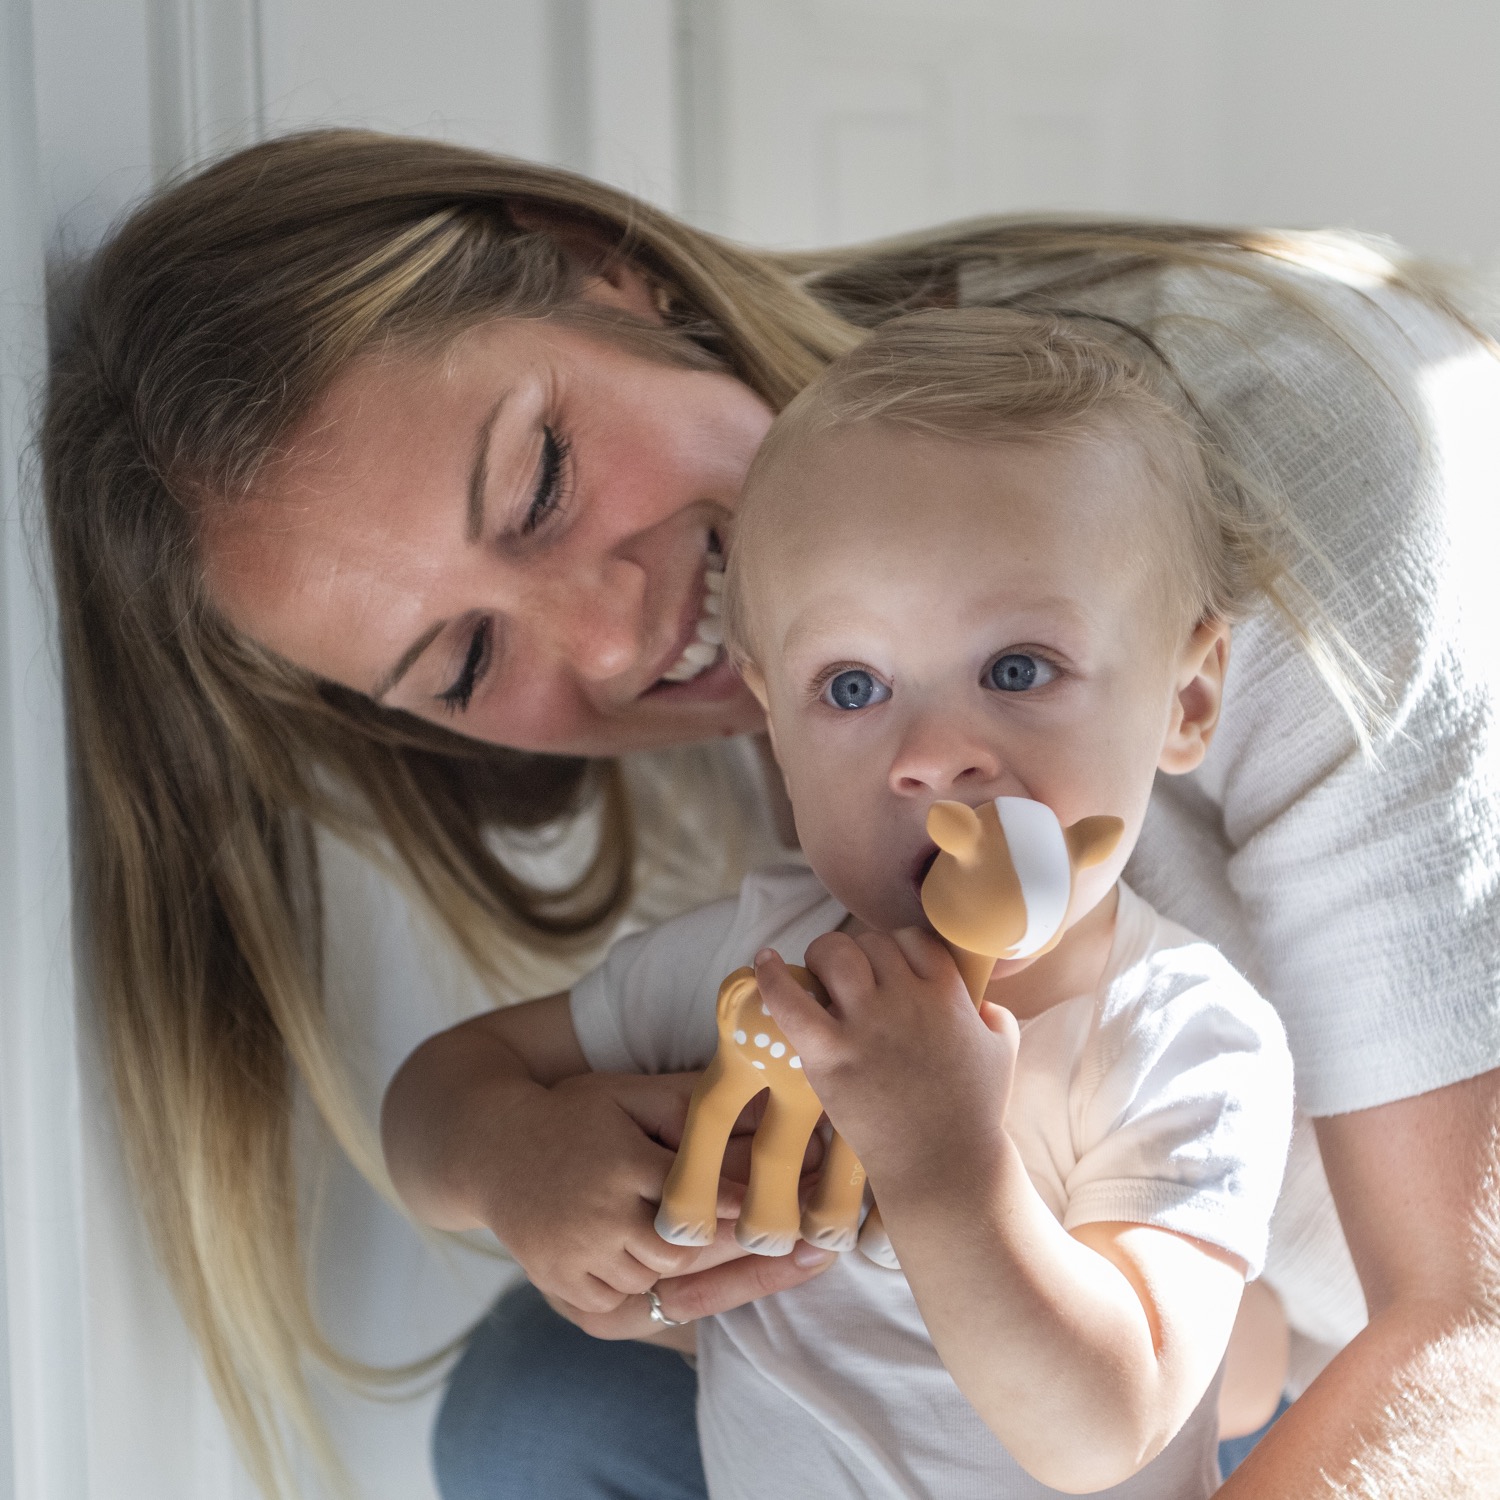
[1215,0,1500,263]
[4,4,1499,1499]
[686,0,1500,261]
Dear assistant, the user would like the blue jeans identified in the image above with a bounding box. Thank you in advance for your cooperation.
[432,1283,1287,1497]
[432,1282,706,1500]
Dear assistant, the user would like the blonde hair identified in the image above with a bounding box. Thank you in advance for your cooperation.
[42,128,1457,1491]
[727,306,1299,667]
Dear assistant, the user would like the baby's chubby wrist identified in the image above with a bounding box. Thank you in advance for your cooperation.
[857,1112,1018,1223]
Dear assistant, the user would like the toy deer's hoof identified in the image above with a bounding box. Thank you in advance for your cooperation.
[735,1223,799,1258]
[857,1215,901,1270]
[801,1221,859,1253]
[654,1207,717,1247]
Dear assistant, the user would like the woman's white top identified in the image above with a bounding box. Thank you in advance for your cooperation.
[960,249,1500,1115]
[572,870,1294,1500]
[956,246,1500,1387]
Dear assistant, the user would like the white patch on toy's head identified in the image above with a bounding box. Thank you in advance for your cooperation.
[994,797,1071,958]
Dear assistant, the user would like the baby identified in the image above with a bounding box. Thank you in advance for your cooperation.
[386,309,1297,1498]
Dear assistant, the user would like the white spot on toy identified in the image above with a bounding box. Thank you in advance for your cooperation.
[752,1060,766,1070]
[770,1042,786,1058]
[733,1029,747,1044]
[754,1033,770,1048]
[790,1056,802,1069]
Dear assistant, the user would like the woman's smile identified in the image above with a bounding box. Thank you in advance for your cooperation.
[653,530,726,686]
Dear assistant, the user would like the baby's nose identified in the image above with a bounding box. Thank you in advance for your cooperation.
[888,713,1002,796]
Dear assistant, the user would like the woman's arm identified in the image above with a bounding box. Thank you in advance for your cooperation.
[1217,1069,1500,1497]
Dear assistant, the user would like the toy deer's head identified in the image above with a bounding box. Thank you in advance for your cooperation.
[920,798,1124,961]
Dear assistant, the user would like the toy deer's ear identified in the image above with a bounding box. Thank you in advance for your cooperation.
[716,967,759,1024]
[927,800,983,861]
[1064,815,1125,870]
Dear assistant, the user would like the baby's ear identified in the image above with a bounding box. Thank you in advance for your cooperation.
[1064,816,1124,870]
[1160,617,1230,775]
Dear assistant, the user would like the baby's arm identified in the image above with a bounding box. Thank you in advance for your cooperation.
[757,933,1250,1492]
[381,994,728,1338]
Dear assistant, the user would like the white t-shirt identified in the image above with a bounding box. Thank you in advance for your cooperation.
[572,867,1295,1500]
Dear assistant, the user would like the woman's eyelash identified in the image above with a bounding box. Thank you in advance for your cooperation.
[523,425,570,533]
[438,618,492,714]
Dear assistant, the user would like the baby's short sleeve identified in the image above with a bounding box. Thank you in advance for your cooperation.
[570,896,740,1076]
[1060,943,1295,1279]
[569,864,846,1078]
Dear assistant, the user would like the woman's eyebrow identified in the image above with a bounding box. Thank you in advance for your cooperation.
[373,620,446,701]
[468,398,505,542]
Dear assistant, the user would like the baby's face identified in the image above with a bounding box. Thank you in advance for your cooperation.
[740,423,1219,937]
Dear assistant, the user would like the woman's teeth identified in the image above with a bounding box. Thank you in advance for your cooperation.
[659,553,726,683]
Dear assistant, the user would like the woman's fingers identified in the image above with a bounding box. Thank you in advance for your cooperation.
[655,1240,837,1323]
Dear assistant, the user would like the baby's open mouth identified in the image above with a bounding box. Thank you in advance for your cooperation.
[911,845,940,898]
[658,532,726,684]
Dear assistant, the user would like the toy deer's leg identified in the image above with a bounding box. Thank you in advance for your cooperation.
[656,1054,764,1247]
[856,1203,901,1270]
[736,1089,826,1257]
[800,1130,866,1252]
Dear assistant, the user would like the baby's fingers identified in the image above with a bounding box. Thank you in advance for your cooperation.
[798,930,877,1015]
[887,925,959,983]
[753,948,836,1046]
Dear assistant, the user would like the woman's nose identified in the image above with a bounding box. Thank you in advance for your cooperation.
[888,710,1003,797]
[536,554,649,682]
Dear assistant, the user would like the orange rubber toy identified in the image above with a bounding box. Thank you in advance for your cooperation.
[654,797,1122,1260]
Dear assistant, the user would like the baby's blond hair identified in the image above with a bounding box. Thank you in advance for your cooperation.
[725,306,1274,663]
[724,307,1378,746]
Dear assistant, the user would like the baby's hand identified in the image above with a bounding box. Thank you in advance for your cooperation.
[754,931,1019,1196]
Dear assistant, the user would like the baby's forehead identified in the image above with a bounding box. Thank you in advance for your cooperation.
[733,419,1194,655]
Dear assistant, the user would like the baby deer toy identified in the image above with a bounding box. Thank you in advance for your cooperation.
[654,797,1123,1259]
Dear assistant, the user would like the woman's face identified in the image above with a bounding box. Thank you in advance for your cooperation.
[203,300,774,756]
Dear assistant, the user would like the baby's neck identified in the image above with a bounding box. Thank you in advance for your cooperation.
[979,883,1121,1021]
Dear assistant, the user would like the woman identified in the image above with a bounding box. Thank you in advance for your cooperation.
[42,129,1500,1499]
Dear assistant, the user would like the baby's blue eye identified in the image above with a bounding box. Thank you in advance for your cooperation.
[824,669,888,711]
[989,654,1051,692]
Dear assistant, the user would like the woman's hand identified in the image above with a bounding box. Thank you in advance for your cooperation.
[474,1068,733,1315]
[498,1072,837,1328]
[540,1216,837,1346]
[382,996,836,1327]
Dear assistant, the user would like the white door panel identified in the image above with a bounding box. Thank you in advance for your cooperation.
[687,0,1220,246]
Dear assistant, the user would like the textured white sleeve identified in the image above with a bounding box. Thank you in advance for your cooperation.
[1123,267,1500,1114]
[1062,950,1295,1279]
